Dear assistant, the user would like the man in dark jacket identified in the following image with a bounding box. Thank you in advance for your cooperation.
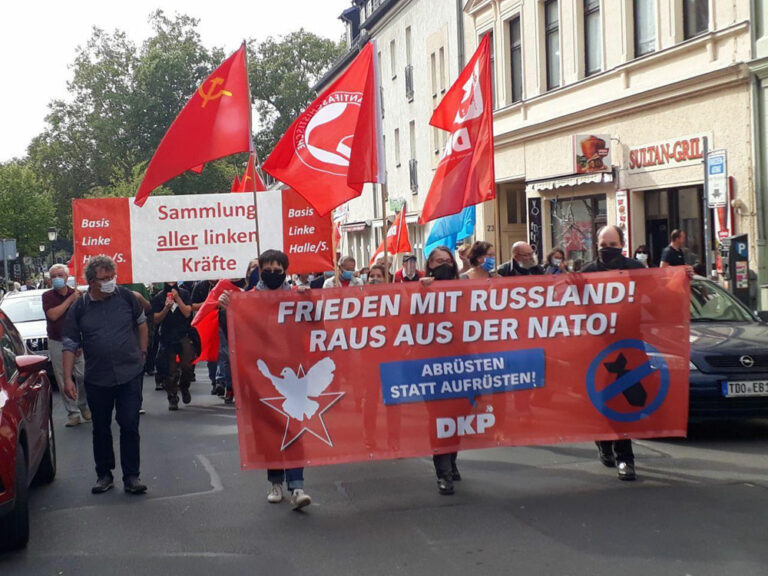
[497,242,545,276]
[581,225,644,482]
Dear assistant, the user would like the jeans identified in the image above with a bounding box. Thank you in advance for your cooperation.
[267,468,304,490]
[207,361,218,384]
[433,453,458,480]
[596,440,635,464]
[85,374,143,480]
[155,337,195,399]
[48,339,88,417]
[217,323,232,392]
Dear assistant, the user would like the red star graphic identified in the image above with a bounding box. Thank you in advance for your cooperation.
[260,365,345,451]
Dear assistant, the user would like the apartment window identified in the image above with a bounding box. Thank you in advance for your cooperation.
[394,128,401,167]
[405,26,412,66]
[480,31,497,108]
[389,40,396,78]
[545,0,560,90]
[409,121,417,193]
[683,0,709,39]
[438,47,446,93]
[634,0,656,57]
[584,0,601,76]
[430,52,438,97]
[509,16,523,103]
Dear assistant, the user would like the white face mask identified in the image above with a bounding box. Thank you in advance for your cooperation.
[636,253,648,263]
[99,277,117,294]
[552,258,562,267]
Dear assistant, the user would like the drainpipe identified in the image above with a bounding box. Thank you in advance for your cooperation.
[456,0,465,69]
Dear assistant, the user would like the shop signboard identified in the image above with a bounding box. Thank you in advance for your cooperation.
[615,190,631,257]
[627,134,710,174]
[527,197,543,262]
[573,135,612,174]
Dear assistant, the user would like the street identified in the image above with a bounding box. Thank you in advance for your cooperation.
[1,366,767,575]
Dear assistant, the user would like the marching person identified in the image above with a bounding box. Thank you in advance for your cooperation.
[460,241,495,280]
[151,282,194,411]
[659,230,686,267]
[420,246,462,495]
[219,251,312,510]
[323,256,364,288]
[61,256,148,495]
[394,253,424,282]
[581,225,645,481]
[544,247,567,275]
[42,263,90,427]
[366,264,387,284]
[497,241,544,276]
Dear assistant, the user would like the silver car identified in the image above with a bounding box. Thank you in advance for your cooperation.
[0,289,54,381]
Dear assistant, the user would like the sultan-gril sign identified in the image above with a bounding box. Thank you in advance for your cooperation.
[627,134,711,174]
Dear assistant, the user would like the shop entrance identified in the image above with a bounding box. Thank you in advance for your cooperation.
[644,187,703,266]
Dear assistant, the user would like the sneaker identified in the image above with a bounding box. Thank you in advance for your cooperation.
[139,409,146,415]
[168,396,179,411]
[267,483,283,503]
[65,415,81,427]
[290,489,311,510]
[181,387,191,404]
[80,407,92,422]
[437,477,454,495]
[155,382,165,391]
[224,390,234,405]
[617,461,637,481]
[91,475,114,494]
[124,476,148,494]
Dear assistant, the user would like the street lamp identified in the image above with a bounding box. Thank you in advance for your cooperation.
[47,227,57,267]
[39,244,46,272]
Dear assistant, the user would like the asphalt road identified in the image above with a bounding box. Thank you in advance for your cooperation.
[2,367,768,575]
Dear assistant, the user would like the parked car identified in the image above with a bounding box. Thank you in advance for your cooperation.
[0,309,56,551]
[0,290,54,385]
[689,277,768,421]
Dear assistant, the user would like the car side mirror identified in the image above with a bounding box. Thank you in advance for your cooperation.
[16,355,49,379]
[755,310,768,323]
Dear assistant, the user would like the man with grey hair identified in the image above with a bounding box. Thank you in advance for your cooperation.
[61,256,149,495]
[497,241,544,277]
[42,263,89,426]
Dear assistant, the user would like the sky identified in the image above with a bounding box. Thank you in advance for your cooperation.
[0,0,351,162]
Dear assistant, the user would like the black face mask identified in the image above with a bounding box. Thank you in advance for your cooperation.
[164,282,176,292]
[429,264,455,281]
[232,279,247,289]
[261,269,286,290]
[598,247,624,269]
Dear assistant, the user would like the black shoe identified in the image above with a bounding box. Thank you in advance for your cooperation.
[597,446,616,468]
[91,475,114,494]
[168,396,179,411]
[145,370,156,376]
[155,382,165,391]
[210,385,218,396]
[617,461,636,481]
[224,390,234,405]
[190,373,196,382]
[437,477,454,495]
[124,476,147,494]
[451,467,462,482]
[216,383,226,397]
[181,388,191,404]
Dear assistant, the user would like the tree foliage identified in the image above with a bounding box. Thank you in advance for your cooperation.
[0,161,55,256]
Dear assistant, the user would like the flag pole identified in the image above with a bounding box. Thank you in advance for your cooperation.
[493,195,502,268]
[380,184,390,282]
[243,40,260,244]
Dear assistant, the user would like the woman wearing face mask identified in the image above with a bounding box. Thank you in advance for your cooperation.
[366,264,387,284]
[420,247,462,495]
[544,248,567,275]
[460,241,496,280]
[633,245,650,268]
[322,256,364,288]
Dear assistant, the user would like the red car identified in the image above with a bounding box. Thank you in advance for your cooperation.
[0,309,56,551]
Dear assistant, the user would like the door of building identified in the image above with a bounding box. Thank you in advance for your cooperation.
[646,218,669,267]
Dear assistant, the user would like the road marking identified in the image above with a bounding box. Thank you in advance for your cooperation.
[151,454,223,502]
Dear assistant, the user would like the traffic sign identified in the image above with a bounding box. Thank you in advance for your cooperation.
[706,150,727,207]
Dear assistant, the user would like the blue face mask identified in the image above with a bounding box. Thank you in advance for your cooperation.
[481,257,496,273]
[52,277,66,289]
[323,271,335,279]
[341,270,354,281]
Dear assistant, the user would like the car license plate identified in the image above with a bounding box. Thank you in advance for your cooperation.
[722,381,768,397]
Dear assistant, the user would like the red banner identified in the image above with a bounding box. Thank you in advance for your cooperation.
[228,268,690,470]
[72,198,133,284]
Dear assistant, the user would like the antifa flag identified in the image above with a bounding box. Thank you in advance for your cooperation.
[370,205,411,265]
[134,44,251,206]
[191,279,242,363]
[262,42,383,216]
[419,34,495,223]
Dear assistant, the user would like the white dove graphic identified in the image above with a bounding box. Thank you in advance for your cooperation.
[257,358,337,421]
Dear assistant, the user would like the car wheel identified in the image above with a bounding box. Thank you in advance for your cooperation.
[33,407,56,485]
[0,441,30,551]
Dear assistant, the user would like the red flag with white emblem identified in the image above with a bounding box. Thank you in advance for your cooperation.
[419,35,495,223]
[134,44,251,206]
[262,42,383,216]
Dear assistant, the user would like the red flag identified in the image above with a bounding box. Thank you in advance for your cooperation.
[262,42,382,216]
[135,44,251,206]
[370,206,411,265]
[189,164,205,174]
[231,174,241,192]
[419,35,495,224]
[191,279,241,363]
[235,154,267,192]
[333,221,342,249]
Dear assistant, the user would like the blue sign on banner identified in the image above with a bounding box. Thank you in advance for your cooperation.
[380,349,545,406]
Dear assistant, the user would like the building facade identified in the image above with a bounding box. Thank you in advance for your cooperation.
[464,0,761,292]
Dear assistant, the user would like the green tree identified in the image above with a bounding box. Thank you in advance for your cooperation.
[0,161,55,258]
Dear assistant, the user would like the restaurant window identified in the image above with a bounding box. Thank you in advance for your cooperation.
[584,0,601,76]
[550,194,607,265]
[634,0,656,57]
[510,16,523,103]
[545,0,560,90]
[683,0,709,39]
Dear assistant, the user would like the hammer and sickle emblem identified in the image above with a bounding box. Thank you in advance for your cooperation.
[198,77,232,108]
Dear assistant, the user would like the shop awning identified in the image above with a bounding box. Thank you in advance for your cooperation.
[525,172,613,193]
